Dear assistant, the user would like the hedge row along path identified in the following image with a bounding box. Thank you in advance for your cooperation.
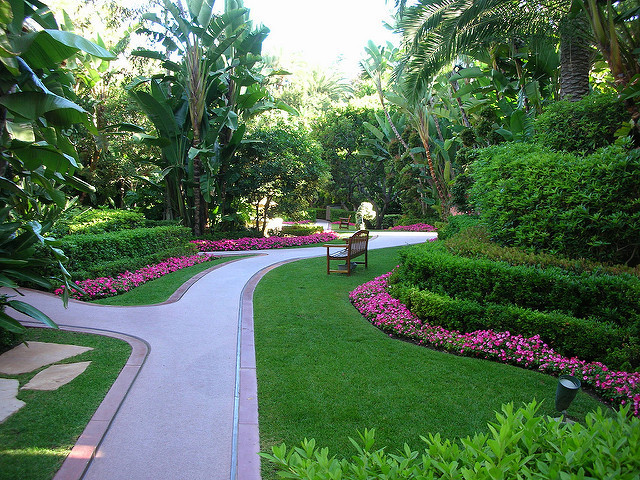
[4,230,436,480]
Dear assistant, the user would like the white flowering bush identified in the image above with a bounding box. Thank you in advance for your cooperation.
[356,202,376,229]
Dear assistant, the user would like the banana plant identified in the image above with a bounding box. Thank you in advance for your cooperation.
[0,0,114,334]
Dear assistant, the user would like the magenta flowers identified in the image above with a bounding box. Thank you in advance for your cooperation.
[55,254,218,300]
[388,223,437,232]
[350,271,640,416]
[191,232,339,251]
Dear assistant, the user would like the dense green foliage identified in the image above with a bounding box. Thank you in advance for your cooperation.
[53,209,145,236]
[393,241,640,368]
[58,226,194,277]
[469,143,640,266]
[327,208,356,223]
[263,402,639,480]
[435,214,482,241]
[280,225,324,236]
[534,94,627,153]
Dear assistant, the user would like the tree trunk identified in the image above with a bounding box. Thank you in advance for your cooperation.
[559,12,592,101]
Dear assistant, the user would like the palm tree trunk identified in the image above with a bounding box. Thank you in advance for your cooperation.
[559,12,592,101]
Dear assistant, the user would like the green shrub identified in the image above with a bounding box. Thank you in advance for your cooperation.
[388,283,626,365]
[308,208,326,220]
[328,208,356,223]
[436,214,482,241]
[262,402,640,480]
[469,143,640,266]
[53,209,146,236]
[59,226,193,274]
[380,214,401,229]
[143,219,183,228]
[445,226,640,278]
[197,229,263,241]
[396,214,440,226]
[534,93,627,153]
[396,242,640,331]
[280,225,324,236]
[69,244,198,279]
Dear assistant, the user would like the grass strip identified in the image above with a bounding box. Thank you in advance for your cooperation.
[0,328,131,480]
[253,246,610,480]
[92,255,251,306]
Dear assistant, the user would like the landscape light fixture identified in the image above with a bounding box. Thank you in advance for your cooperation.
[555,374,581,419]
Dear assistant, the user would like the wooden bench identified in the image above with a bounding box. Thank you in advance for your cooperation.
[338,216,351,229]
[325,230,369,275]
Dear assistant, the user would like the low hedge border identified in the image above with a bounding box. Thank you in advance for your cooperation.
[59,226,193,273]
[396,242,640,331]
[280,225,324,236]
[388,282,628,367]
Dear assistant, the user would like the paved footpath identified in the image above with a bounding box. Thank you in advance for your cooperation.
[10,231,436,480]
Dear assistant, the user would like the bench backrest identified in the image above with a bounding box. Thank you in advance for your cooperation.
[348,230,369,253]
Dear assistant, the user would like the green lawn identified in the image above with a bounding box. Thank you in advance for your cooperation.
[0,328,131,480]
[92,255,251,306]
[253,246,610,479]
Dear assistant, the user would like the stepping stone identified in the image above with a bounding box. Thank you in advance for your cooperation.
[0,378,25,423]
[0,342,93,375]
[22,361,92,391]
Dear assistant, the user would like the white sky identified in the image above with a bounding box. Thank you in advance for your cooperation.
[234,1,399,78]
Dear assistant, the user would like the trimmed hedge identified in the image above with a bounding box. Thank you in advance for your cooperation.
[388,282,625,365]
[328,208,356,223]
[59,226,193,274]
[534,93,627,153]
[54,209,146,236]
[197,229,263,241]
[469,143,640,266]
[436,214,482,241]
[396,242,640,330]
[280,225,324,236]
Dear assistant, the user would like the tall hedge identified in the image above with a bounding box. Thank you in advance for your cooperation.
[534,93,627,153]
[469,143,640,266]
[53,209,146,236]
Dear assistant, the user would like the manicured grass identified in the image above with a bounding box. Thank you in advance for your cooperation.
[91,255,251,306]
[0,328,131,480]
[253,246,611,480]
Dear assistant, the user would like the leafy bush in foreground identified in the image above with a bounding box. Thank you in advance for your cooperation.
[262,402,639,480]
[469,143,640,266]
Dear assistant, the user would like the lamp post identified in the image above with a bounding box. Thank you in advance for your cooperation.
[555,375,581,420]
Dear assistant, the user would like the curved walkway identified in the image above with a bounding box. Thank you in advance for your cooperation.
[9,232,436,480]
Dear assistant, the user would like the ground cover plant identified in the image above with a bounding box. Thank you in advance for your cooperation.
[0,328,131,480]
[90,256,251,306]
[253,247,609,480]
[263,401,639,480]
[191,232,338,251]
[391,240,640,369]
[388,223,437,232]
[353,271,640,416]
[54,254,219,301]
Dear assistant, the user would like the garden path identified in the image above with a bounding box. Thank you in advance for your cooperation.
[9,231,436,480]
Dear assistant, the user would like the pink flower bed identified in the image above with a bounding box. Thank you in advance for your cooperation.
[55,254,218,300]
[388,223,437,232]
[191,232,339,251]
[350,271,640,416]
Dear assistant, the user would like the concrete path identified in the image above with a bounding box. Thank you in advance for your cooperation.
[8,231,436,480]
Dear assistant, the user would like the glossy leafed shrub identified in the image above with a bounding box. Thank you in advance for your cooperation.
[262,402,640,479]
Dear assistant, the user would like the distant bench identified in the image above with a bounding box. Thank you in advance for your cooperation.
[325,229,369,275]
[338,216,351,229]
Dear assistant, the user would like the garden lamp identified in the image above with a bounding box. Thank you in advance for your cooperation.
[555,375,581,417]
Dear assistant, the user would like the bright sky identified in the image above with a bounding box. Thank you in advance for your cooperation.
[237,0,399,78]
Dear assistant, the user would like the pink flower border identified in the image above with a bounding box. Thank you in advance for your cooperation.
[350,271,640,416]
[191,232,339,251]
[388,223,437,232]
[55,254,218,300]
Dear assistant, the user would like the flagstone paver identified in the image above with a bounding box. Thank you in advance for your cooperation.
[0,378,25,423]
[0,342,92,375]
[22,361,92,391]
[4,231,437,480]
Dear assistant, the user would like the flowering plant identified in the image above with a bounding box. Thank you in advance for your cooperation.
[388,223,437,232]
[350,271,640,416]
[356,202,376,229]
[55,254,218,300]
[191,232,339,251]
